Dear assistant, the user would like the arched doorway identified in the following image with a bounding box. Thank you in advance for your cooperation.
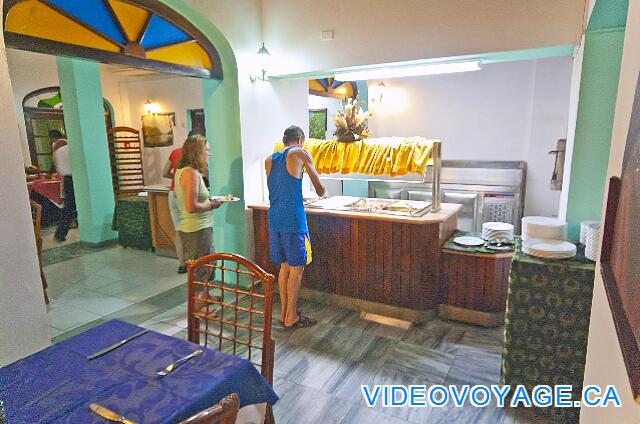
[3,0,246,253]
[22,86,114,172]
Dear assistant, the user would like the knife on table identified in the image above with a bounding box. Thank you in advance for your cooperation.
[89,403,139,424]
[86,329,149,360]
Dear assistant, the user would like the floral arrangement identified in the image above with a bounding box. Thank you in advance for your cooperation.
[333,97,372,142]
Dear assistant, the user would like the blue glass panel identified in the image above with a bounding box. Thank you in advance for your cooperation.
[318,78,329,89]
[332,79,345,89]
[48,0,125,44]
[140,15,191,49]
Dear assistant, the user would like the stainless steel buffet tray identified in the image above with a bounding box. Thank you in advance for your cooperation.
[304,196,431,217]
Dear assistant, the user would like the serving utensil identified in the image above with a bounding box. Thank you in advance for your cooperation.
[89,403,138,424]
[86,329,149,361]
[157,349,203,377]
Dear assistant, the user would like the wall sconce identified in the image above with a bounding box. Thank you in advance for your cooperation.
[250,42,271,82]
[370,80,386,104]
[144,99,161,115]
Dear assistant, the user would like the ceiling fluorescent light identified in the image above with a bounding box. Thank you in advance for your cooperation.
[334,60,481,81]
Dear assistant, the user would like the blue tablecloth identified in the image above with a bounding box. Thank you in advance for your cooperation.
[0,320,278,423]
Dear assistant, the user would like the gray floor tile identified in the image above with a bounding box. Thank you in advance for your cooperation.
[445,346,502,387]
[342,402,423,424]
[381,341,454,385]
[273,382,352,424]
[46,302,102,332]
[427,404,507,424]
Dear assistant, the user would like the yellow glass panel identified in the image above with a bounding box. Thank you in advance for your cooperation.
[109,0,149,42]
[309,80,325,92]
[146,41,212,70]
[5,1,119,52]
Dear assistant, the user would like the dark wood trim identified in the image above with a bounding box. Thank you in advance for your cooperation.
[22,86,61,108]
[24,112,38,165]
[135,8,154,44]
[600,177,620,264]
[102,0,130,43]
[40,0,126,49]
[23,108,64,119]
[4,33,213,79]
[600,177,640,402]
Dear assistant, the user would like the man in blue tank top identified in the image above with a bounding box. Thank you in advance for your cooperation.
[265,126,327,329]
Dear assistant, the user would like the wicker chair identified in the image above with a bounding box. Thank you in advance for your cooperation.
[187,253,276,424]
[179,393,239,424]
[30,200,49,304]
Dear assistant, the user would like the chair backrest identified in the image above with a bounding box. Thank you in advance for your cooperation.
[179,393,239,424]
[187,253,276,385]
[30,200,42,237]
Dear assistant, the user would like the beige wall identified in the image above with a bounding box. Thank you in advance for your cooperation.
[581,0,640,421]
[0,1,51,366]
[263,0,586,75]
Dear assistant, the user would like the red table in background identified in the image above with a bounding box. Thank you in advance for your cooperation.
[27,175,62,206]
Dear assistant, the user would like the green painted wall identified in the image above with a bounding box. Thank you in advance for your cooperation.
[56,57,117,244]
[156,0,247,256]
[564,0,627,239]
[202,79,246,256]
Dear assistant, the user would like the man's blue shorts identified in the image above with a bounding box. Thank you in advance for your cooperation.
[269,231,312,266]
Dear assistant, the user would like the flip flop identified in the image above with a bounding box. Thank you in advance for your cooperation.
[284,312,317,330]
[279,310,302,327]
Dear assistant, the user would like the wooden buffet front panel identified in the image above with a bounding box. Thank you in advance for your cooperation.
[146,189,177,257]
[250,205,459,311]
[439,249,512,327]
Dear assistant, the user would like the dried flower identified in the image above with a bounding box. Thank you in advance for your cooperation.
[333,96,372,142]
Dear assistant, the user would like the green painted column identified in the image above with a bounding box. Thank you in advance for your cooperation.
[202,79,247,256]
[565,29,625,239]
[56,57,116,244]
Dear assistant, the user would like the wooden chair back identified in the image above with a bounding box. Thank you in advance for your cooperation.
[30,200,42,238]
[187,253,276,383]
[29,200,49,304]
[187,253,276,424]
[179,393,239,424]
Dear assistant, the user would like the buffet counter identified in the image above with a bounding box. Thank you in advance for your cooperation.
[249,199,460,320]
[143,185,176,257]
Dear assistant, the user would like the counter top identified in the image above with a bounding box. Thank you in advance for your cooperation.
[143,185,170,193]
[248,201,460,224]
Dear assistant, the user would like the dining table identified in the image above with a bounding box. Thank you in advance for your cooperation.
[0,320,278,423]
[26,175,62,207]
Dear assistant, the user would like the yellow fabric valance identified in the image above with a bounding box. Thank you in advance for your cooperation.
[274,137,438,176]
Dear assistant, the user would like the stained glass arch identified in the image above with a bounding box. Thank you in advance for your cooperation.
[309,78,357,99]
[3,0,222,79]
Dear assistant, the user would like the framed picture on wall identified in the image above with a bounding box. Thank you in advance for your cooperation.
[600,72,640,404]
[309,108,327,139]
[141,112,175,147]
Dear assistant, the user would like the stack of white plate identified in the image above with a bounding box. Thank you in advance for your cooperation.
[482,222,514,241]
[522,216,567,241]
[580,220,600,245]
[584,222,601,261]
[522,238,577,259]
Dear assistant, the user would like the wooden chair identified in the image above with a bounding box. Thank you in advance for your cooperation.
[179,393,239,424]
[30,200,49,304]
[187,253,276,424]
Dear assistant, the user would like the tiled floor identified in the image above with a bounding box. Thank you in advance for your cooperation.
[42,239,548,424]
